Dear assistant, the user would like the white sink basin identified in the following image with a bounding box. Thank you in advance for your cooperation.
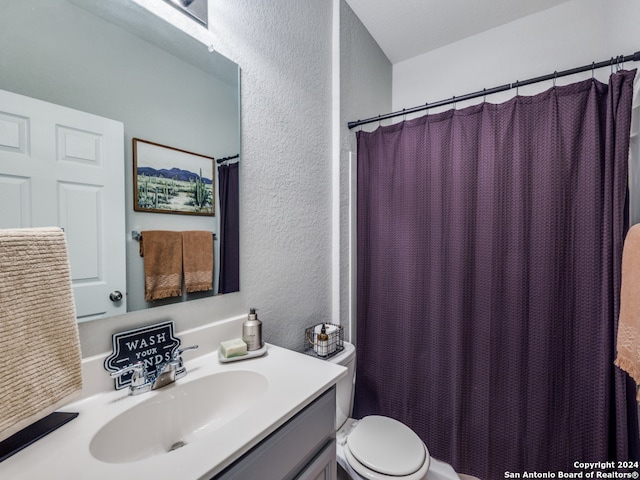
[89,370,268,464]
[2,341,347,480]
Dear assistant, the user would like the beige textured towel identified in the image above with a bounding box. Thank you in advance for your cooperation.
[139,230,183,301]
[0,227,83,442]
[182,231,213,293]
[615,224,640,400]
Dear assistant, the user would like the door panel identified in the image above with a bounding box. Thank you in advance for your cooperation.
[0,88,126,320]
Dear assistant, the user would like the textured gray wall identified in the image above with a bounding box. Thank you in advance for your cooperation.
[209,0,391,350]
[76,0,391,356]
[209,1,334,350]
[339,1,392,343]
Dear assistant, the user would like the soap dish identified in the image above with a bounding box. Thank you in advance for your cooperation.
[218,343,268,363]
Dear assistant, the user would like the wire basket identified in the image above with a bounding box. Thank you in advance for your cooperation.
[304,323,344,359]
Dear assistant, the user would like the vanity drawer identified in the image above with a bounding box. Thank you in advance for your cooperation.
[213,386,336,480]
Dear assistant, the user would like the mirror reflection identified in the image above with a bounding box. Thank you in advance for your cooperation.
[0,0,240,320]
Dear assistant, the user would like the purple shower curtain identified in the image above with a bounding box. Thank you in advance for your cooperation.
[218,162,240,294]
[354,70,639,479]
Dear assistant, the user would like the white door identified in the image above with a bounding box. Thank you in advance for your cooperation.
[0,88,126,320]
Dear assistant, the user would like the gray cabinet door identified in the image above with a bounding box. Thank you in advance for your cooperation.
[295,439,336,480]
[214,387,336,480]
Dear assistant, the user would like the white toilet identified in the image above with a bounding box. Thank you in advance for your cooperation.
[328,341,477,480]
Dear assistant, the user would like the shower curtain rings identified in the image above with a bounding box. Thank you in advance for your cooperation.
[516,80,520,96]
[553,71,558,87]
[592,62,596,79]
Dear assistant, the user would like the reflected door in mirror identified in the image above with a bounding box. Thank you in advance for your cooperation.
[0,89,127,321]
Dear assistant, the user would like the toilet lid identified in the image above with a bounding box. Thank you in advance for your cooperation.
[347,416,427,476]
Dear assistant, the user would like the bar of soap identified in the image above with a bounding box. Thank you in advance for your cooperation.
[220,338,248,358]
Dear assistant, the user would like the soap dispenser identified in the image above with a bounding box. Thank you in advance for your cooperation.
[243,308,263,351]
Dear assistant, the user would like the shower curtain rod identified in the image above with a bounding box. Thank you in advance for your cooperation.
[348,51,640,129]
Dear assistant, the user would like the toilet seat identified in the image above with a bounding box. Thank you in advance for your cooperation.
[343,416,431,480]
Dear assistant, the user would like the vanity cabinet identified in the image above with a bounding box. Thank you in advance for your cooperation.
[295,439,336,480]
[213,387,336,480]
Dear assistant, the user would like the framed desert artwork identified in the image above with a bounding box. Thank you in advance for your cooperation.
[133,138,214,216]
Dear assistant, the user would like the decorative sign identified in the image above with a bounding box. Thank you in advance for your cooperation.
[104,321,181,390]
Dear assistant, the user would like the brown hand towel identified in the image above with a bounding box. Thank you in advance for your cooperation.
[615,224,640,400]
[139,230,183,301]
[182,231,213,293]
[0,227,82,442]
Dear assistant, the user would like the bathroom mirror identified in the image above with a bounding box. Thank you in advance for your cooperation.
[0,0,240,319]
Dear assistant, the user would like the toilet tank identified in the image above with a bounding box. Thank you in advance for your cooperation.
[328,341,356,429]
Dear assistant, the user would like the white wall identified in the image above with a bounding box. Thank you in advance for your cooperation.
[393,0,639,112]
[392,0,640,224]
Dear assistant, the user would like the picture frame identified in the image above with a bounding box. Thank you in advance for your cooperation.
[133,138,215,216]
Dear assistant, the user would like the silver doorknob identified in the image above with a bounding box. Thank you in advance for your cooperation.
[109,291,123,302]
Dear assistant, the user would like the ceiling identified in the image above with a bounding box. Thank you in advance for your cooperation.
[344,0,571,64]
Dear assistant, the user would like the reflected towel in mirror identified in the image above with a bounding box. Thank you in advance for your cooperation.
[139,231,183,301]
[182,231,213,293]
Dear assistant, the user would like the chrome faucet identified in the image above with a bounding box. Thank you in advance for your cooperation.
[110,344,199,395]
[152,345,199,390]
[110,362,151,395]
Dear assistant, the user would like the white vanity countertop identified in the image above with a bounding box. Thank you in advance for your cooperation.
[0,343,346,480]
